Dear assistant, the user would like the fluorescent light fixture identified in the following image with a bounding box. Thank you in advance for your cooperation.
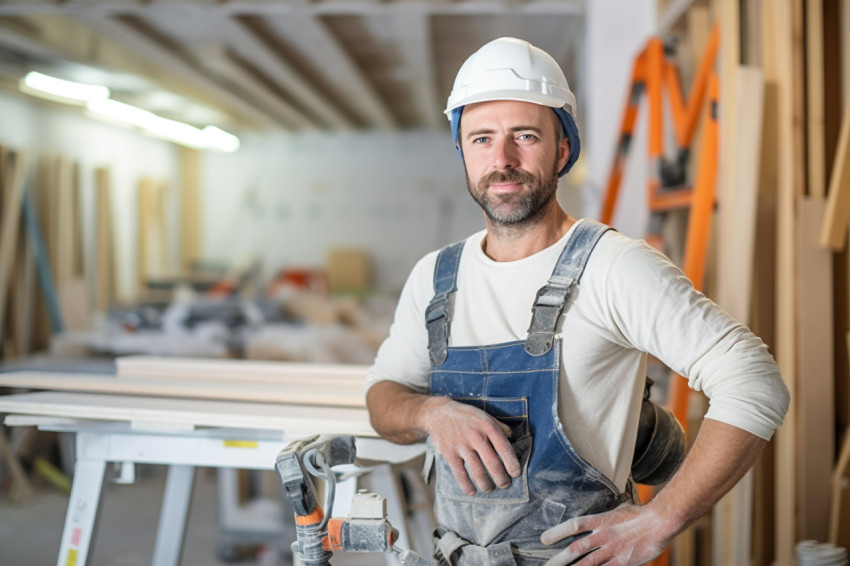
[87,98,154,127]
[202,126,241,153]
[20,71,110,104]
[87,98,240,152]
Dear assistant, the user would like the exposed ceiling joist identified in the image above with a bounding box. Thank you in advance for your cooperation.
[263,10,398,129]
[0,1,585,17]
[212,14,356,129]
[70,13,274,128]
[193,45,317,129]
[394,8,443,129]
[0,0,587,133]
[126,3,355,130]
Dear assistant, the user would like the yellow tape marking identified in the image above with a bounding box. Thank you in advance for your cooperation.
[223,440,259,448]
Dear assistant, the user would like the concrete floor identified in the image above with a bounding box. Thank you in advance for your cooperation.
[0,463,384,566]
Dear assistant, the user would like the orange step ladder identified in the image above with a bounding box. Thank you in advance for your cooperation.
[599,24,721,566]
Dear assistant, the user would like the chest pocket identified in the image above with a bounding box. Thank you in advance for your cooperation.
[435,396,532,504]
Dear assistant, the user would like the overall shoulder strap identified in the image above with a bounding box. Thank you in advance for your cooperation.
[426,240,465,367]
[525,220,613,356]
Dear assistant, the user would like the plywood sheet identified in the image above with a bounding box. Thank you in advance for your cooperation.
[0,371,366,408]
[0,391,376,437]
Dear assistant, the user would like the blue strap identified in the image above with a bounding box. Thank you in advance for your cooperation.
[426,241,465,366]
[525,220,612,356]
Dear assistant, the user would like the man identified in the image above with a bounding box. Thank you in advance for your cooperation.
[366,37,788,566]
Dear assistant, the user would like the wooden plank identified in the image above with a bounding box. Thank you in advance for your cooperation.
[178,147,201,275]
[798,196,834,540]
[0,391,377,437]
[137,177,155,299]
[807,0,826,198]
[831,333,850,547]
[115,355,368,384]
[717,66,765,327]
[844,0,850,108]
[95,167,115,312]
[791,0,806,198]
[713,65,764,566]
[0,371,366,408]
[830,425,850,546]
[821,97,850,250]
[55,156,73,288]
[0,151,29,349]
[11,214,35,356]
[155,180,169,278]
[742,0,762,65]
[765,0,800,562]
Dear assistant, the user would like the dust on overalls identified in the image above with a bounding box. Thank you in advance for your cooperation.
[423,220,634,566]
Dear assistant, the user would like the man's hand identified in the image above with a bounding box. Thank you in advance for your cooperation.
[540,503,669,566]
[423,396,522,495]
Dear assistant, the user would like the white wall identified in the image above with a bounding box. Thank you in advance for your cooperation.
[585,0,656,238]
[201,130,485,292]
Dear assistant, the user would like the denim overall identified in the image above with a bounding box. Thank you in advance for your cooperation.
[424,220,633,566]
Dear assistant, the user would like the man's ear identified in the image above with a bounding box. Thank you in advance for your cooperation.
[557,137,570,173]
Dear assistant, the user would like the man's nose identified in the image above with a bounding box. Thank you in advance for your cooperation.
[492,139,519,170]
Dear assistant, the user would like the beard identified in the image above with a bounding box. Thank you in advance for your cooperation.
[466,165,560,227]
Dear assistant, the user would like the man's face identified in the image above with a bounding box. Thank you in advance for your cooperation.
[459,100,570,227]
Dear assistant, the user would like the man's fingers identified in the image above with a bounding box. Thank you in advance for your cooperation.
[541,518,583,545]
[488,425,522,477]
[543,543,600,566]
[461,449,496,493]
[445,455,478,496]
[476,442,513,488]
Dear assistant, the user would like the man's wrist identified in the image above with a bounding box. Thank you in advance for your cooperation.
[415,395,452,437]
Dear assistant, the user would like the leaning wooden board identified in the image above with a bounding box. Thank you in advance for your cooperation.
[0,391,377,437]
[0,371,366,408]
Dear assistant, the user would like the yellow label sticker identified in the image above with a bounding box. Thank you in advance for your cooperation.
[223,440,258,449]
[65,549,78,566]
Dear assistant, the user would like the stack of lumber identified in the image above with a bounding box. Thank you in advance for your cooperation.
[651,1,849,565]
[0,356,375,437]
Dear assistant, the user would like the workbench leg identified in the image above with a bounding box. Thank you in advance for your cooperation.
[151,464,195,566]
[56,457,107,566]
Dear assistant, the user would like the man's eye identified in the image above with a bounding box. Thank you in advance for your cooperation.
[518,134,536,141]
[472,137,489,144]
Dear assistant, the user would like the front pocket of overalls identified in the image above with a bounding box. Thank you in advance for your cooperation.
[436,396,532,504]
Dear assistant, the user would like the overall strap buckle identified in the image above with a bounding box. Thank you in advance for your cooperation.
[525,220,613,356]
[426,241,465,366]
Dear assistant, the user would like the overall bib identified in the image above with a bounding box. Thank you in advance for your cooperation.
[424,220,633,566]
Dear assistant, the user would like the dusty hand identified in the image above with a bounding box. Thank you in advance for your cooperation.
[423,397,521,495]
[540,503,670,566]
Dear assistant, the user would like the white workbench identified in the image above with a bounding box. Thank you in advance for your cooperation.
[0,362,428,566]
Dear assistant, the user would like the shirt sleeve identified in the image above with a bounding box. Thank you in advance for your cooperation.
[365,252,438,394]
[600,237,789,440]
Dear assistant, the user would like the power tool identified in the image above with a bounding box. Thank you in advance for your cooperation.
[274,434,437,566]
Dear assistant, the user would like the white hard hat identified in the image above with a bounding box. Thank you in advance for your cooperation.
[444,36,577,118]
[445,37,581,177]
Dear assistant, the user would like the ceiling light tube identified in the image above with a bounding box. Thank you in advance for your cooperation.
[20,71,110,104]
[86,98,154,128]
[86,99,240,152]
[202,126,241,153]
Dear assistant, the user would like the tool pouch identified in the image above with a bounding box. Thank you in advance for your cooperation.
[631,377,687,485]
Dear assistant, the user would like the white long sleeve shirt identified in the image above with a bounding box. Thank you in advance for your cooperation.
[366,220,789,490]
